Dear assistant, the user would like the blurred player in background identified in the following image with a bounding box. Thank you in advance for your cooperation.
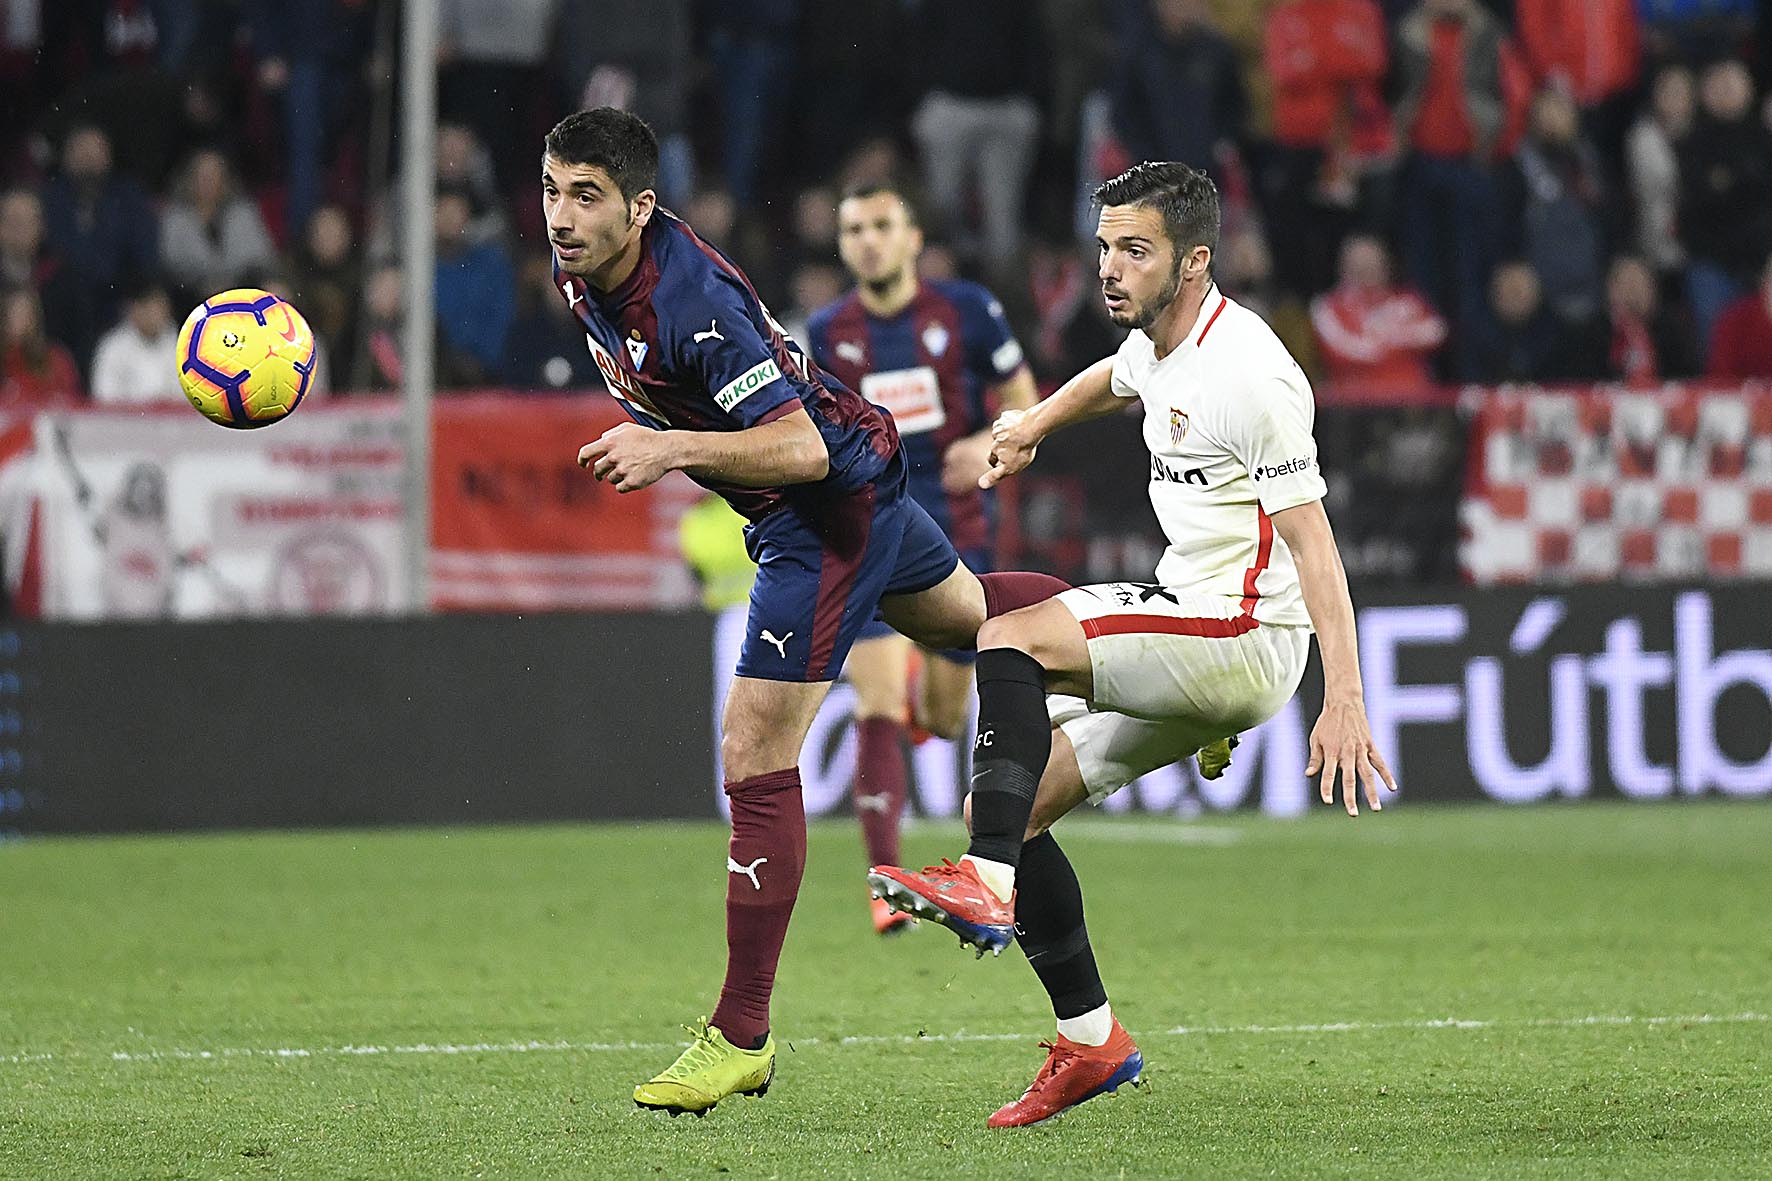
[806,181,1038,936]
[870,162,1397,1127]
[544,108,1067,1116]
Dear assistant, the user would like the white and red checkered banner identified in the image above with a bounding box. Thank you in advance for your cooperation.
[1461,382,1772,584]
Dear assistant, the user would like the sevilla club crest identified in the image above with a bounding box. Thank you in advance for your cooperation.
[1169,407,1189,444]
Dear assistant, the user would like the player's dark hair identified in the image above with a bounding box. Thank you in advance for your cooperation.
[543,108,659,204]
[1092,161,1220,259]
[839,179,922,228]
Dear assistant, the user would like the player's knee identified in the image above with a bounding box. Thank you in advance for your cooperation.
[976,614,1025,654]
[721,730,782,781]
[851,676,907,719]
[918,698,968,740]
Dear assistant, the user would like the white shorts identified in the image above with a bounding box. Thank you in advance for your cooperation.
[1047,583,1310,803]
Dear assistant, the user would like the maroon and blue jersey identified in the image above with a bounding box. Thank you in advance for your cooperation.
[805,280,1026,556]
[554,210,961,684]
[555,209,898,523]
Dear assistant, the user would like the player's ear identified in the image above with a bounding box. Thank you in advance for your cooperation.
[629,188,657,229]
[1184,244,1212,282]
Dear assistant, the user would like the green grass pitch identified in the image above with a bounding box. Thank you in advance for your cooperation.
[2,802,1769,1179]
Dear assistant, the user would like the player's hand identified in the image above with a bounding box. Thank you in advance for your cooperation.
[577,423,675,493]
[941,434,993,494]
[979,409,1039,490]
[1305,697,1397,817]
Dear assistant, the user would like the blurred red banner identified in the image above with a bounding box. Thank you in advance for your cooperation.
[429,393,699,611]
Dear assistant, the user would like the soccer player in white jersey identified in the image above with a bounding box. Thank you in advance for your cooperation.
[868,161,1397,1128]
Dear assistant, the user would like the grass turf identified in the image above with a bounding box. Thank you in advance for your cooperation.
[1,802,1768,1179]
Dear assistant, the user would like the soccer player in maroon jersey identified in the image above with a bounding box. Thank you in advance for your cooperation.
[543,108,1065,1114]
[807,182,1038,935]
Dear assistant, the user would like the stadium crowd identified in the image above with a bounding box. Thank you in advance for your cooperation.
[1,0,1769,408]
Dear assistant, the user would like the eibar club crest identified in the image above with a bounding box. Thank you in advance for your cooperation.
[1170,407,1189,444]
[626,329,648,369]
[921,321,950,357]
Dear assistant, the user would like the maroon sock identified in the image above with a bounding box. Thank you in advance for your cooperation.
[853,717,908,867]
[710,768,806,1049]
[980,571,1072,619]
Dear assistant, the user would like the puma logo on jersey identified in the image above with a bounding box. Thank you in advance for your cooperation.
[835,341,865,364]
[560,281,583,309]
[760,629,793,658]
[693,320,724,344]
[855,792,891,814]
[727,855,768,890]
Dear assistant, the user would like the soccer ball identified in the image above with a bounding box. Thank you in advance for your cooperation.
[177,288,317,429]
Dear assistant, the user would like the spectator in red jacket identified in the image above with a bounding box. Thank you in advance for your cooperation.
[1514,0,1640,108]
[1310,234,1447,397]
[1708,252,1772,380]
[1603,255,1696,385]
[1,286,83,410]
[1392,0,1524,381]
[1260,0,1391,298]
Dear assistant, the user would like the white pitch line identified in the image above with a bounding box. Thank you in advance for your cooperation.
[1057,824,1243,846]
[1160,1012,1772,1037]
[2,1012,1763,1068]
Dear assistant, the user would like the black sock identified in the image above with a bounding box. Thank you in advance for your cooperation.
[1014,831,1108,1020]
[964,648,1050,869]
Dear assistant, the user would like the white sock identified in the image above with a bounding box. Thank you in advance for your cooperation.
[960,854,1016,903]
[1056,1002,1114,1047]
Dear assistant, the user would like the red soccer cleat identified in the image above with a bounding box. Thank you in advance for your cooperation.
[866,858,1014,956]
[987,1021,1145,1128]
[870,894,916,937]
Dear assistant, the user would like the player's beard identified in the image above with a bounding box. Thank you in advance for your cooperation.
[862,263,910,299]
[1118,254,1183,331]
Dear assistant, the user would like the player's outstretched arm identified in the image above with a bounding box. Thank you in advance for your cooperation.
[672,404,829,487]
[578,405,829,492]
[979,356,1121,489]
[1270,499,1398,816]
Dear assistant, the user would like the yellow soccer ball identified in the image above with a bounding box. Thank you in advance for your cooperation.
[176,288,318,429]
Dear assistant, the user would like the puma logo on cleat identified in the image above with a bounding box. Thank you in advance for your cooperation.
[693,320,724,344]
[760,629,793,659]
[855,792,891,814]
[727,855,768,890]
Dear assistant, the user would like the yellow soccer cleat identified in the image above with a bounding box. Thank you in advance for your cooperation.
[633,1018,775,1116]
[1195,735,1239,780]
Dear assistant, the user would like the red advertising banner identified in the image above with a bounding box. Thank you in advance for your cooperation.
[429,393,699,611]
[7,394,700,619]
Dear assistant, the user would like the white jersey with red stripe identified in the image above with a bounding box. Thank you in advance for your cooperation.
[1108,283,1327,628]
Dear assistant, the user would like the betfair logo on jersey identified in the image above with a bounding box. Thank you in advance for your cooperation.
[715,358,782,412]
[1151,455,1208,486]
[1252,456,1317,481]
